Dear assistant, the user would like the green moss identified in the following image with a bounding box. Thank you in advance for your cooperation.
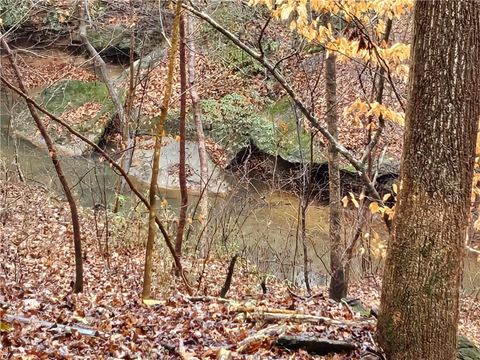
[87,27,131,52]
[37,80,120,142]
[268,97,291,117]
[39,80,113,115]
[202,93,258,154]
[0,0,31,28]
[257,98,327,164]
[457,335,480,360]
[200,95,328,164]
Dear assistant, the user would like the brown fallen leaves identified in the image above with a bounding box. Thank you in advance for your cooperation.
[1,50,96,90]
[1,181,479,359]
[0,182,368,359]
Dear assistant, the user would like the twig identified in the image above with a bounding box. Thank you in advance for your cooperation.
[219,254,238,298]
[287,288,324,301]
[236,307,375,327]
[466,246,480,255]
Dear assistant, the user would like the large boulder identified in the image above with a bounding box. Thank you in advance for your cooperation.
[129,137,230,195]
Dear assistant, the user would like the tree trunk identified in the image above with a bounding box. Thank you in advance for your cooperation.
[175,13,188,257]
[78,0,127,140]
[1,37,84,293]
[142,0,182,299]
[187,16,209,255]
[113,6,137,214]
[325,45,345,301]
[377,2,480,359]
[79,0,134,216]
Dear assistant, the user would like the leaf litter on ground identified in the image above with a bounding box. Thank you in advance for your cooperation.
[1,182,479,359]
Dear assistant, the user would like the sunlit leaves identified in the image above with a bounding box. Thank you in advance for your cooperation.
[369,231,387,258]
[349,192,359,208]
[343,100,405,126]
[249,0,412,75]
[160,198,169,207]
[342,192,360,208]
[369,183,397,221]
[369,201,380,214]
[280,4,295,20]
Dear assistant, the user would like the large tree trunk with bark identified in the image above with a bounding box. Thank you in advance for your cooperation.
[377,2,480,359]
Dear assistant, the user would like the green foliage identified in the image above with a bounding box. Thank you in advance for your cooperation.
[222,45,265,75]
[163,109,197,139]
[457,336,480,360]
[44,9,66,31]
[88,1,108,20]
[0,0,29,28]
[87,26,132,53]
[199,2,274,76]
[38,80,118,139]
[255,97,326,164]
[199,3,248,41]
[0,1,73,30]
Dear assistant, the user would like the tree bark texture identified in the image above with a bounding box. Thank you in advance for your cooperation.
[377,2,480,359]
[175,13,189,256]
[142,0,182,299]
[326,49,345,301]
[187,16,209,254]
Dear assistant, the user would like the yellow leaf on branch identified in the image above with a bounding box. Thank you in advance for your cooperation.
[369,202,380,214]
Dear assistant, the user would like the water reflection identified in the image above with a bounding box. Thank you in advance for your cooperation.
[1,105,479,292]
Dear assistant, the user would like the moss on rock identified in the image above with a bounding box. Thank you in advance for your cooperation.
[32,80,117,153]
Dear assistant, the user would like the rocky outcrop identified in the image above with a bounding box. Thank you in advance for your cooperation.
[129,137,230,195]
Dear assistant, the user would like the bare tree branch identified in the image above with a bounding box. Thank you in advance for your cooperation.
[182,3,382,202]
[0,75,192,293]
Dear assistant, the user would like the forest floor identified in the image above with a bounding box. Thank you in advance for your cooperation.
[1,6,479,357]
[1,181,479,359]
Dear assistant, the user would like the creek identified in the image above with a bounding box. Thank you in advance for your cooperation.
[1,56,479,293]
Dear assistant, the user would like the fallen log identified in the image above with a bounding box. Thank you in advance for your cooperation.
[236,308,375,327]
[3,314,98,337]
[276,335,357,355]
[186,296,237,305]
[237,324,288,354]
[236,306,302,315]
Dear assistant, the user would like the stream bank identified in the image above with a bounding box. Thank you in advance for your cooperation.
[1,45,478,294]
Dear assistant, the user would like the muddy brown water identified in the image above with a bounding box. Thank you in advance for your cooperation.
[1,127,479,293]
[1,53,478,292]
